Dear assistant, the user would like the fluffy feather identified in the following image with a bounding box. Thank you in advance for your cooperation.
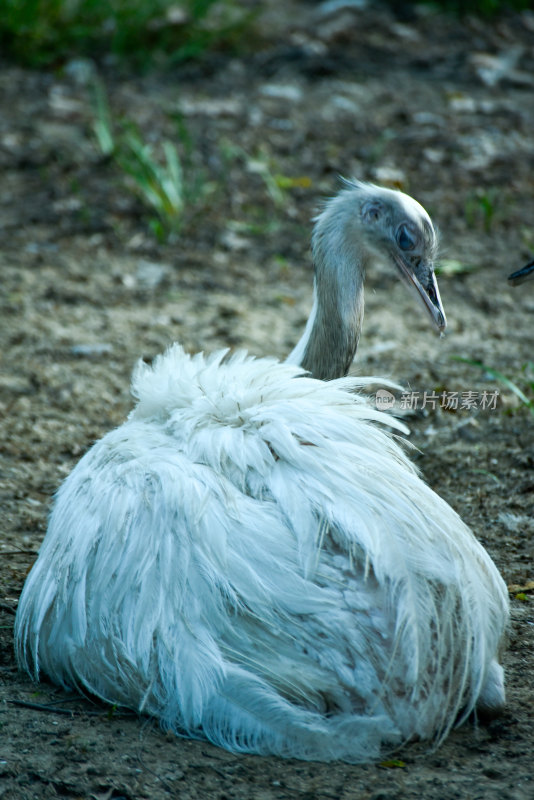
[16,344,508,762]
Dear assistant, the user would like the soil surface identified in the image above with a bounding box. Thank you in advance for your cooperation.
[1,2,534,798]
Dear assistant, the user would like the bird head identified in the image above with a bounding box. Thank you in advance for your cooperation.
[354,181,446,333]
[314,180,447,334]
[508,260,534,287]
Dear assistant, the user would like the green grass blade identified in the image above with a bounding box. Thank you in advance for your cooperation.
[91,81,115,157]
[162,142,184,208]
[89,85,189,238]
[452,356,534,414]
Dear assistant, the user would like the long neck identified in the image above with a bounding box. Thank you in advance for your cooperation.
[287,213,365,381]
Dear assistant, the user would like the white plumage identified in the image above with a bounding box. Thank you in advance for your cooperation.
[16,182,508,763]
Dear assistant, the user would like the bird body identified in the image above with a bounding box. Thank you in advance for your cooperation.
[15,182,508,762]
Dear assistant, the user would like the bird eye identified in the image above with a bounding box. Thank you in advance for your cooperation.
[397,224,416,251]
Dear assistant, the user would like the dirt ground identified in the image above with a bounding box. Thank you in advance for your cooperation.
[1,1,534,798]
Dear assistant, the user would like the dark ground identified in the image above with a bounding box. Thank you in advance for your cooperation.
[1,2,534,798]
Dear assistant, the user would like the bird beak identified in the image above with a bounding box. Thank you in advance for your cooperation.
[393,254,447,333]
[508,260,534,286]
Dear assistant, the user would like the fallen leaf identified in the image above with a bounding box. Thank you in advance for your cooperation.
[508,581,534,594]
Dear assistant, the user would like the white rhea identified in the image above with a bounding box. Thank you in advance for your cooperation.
[15,181,508,763]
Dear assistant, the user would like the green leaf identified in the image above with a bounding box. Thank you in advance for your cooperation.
[435,259,477,277]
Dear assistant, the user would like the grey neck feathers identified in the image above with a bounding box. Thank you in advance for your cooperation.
[290,203,366,381]
[299,286,363,381]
